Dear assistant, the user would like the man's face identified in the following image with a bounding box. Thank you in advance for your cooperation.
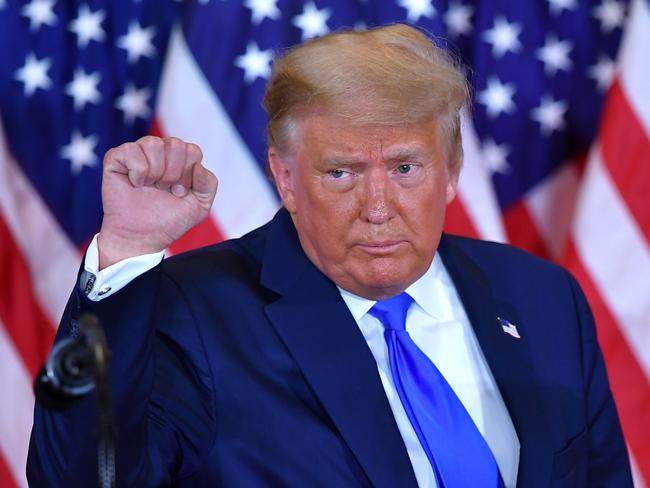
[269,112,459,300]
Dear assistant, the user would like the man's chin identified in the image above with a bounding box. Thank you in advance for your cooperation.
[350,268,418,300]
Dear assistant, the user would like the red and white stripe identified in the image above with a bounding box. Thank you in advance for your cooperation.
[0,119,81,487]
[564,0,650,485]
[451,113,507,243]
[453,1,650,485]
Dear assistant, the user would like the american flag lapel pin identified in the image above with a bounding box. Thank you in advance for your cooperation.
[498,317,521,339]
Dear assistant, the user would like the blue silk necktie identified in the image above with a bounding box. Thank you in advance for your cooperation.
[369,293,502,487]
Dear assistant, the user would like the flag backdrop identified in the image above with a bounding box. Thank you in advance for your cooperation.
[0,0,648,486]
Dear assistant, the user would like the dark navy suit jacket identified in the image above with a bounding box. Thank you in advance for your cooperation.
[28,208,632,487]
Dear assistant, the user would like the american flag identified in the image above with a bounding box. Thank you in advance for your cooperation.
[0,0,648,486]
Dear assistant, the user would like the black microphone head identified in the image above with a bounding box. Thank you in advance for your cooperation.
[34,336,96,411]
[33,366,81,411]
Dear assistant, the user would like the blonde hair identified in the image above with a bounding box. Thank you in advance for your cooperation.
[263,24,470,172]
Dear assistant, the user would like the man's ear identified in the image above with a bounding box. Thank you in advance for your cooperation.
[268,148,297,213]
[446,167,460,204]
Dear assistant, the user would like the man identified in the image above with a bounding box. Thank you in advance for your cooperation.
[28,24,631,487]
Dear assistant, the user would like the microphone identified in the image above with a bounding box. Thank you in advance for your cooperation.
[34,313,103,410]
[34,313,116,487]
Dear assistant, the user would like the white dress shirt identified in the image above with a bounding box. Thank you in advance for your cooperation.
[338,253,519,487]
[83,235,165,300]
[84,238,519,487]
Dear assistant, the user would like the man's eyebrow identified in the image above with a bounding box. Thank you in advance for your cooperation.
[320,146,431,167]
[321,157,364,167]
[384,146,429,160]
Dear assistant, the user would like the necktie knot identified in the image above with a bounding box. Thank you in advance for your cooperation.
[369,292,413,331]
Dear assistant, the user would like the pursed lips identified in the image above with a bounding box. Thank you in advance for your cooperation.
[355,240,407,255]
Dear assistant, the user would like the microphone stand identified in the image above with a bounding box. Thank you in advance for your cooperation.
[34,313,116,488]
[82,314,116,488]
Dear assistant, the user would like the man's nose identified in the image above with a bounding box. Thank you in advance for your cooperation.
[361,169,393,224]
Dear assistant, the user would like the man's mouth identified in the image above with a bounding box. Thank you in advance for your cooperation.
[356,241,406,255]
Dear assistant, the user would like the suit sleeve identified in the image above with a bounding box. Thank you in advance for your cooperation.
[567,273,633,487]
[27,263,216,487]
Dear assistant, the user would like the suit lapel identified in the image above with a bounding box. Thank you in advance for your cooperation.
[261,209,418,488]
[438,236,555,487]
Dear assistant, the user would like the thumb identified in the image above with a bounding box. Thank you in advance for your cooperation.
[190,163,218,207]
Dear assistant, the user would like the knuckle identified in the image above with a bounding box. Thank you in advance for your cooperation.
[123,144,147,171]
[164,136,185,151]
[122,141,140,154]
[187,143,203,162]
[138,135,164,152]
[103,147,118,164]
[164,137,187,167]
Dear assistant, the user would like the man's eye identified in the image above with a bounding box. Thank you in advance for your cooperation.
[329,169,346,178]
[397,164,414,174]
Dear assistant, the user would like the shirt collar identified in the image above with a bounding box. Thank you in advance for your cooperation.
[338,252,456,322]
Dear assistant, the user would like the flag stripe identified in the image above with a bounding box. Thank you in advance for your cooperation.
[564,240,650,484]
[631,451,649,488]
[443,198,481,239]
[0,451,19,488]
[502,201,550,260]
[599,80,650,243]
[457,115,507,243]
[618,0,650,136]
[525,163,581,260]
[0,213,55,376]
[0,320,33,488]
[0,125,80,325]
[156,27,279,240]
[572,147,650,381]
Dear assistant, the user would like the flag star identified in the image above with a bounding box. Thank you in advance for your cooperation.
[397,0,436,24]
[481,139,511,174]
[117,22,156,63]
[15,53,52,96]
[593,0,625,33]
[588,55,616,92]
[235,42,273,84]
[482,16,522,58]
[292,1,331,40]
[478,77,516,118]
[21,0,57,31]
[115,84,151,123]
[536,35,573,76]
[444,1,473,38]
[61,132,98,174]
[65,69,102,110]
[245,0,281,25]
[547,0,577,15]
[531,96,567,135]
[69,5,105,48]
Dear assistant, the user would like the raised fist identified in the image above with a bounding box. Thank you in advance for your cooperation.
[97,136,218,269]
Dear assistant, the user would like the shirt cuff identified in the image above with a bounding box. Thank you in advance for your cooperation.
[81,234,165,301]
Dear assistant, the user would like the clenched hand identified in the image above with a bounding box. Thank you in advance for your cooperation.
[97,136,218,269]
